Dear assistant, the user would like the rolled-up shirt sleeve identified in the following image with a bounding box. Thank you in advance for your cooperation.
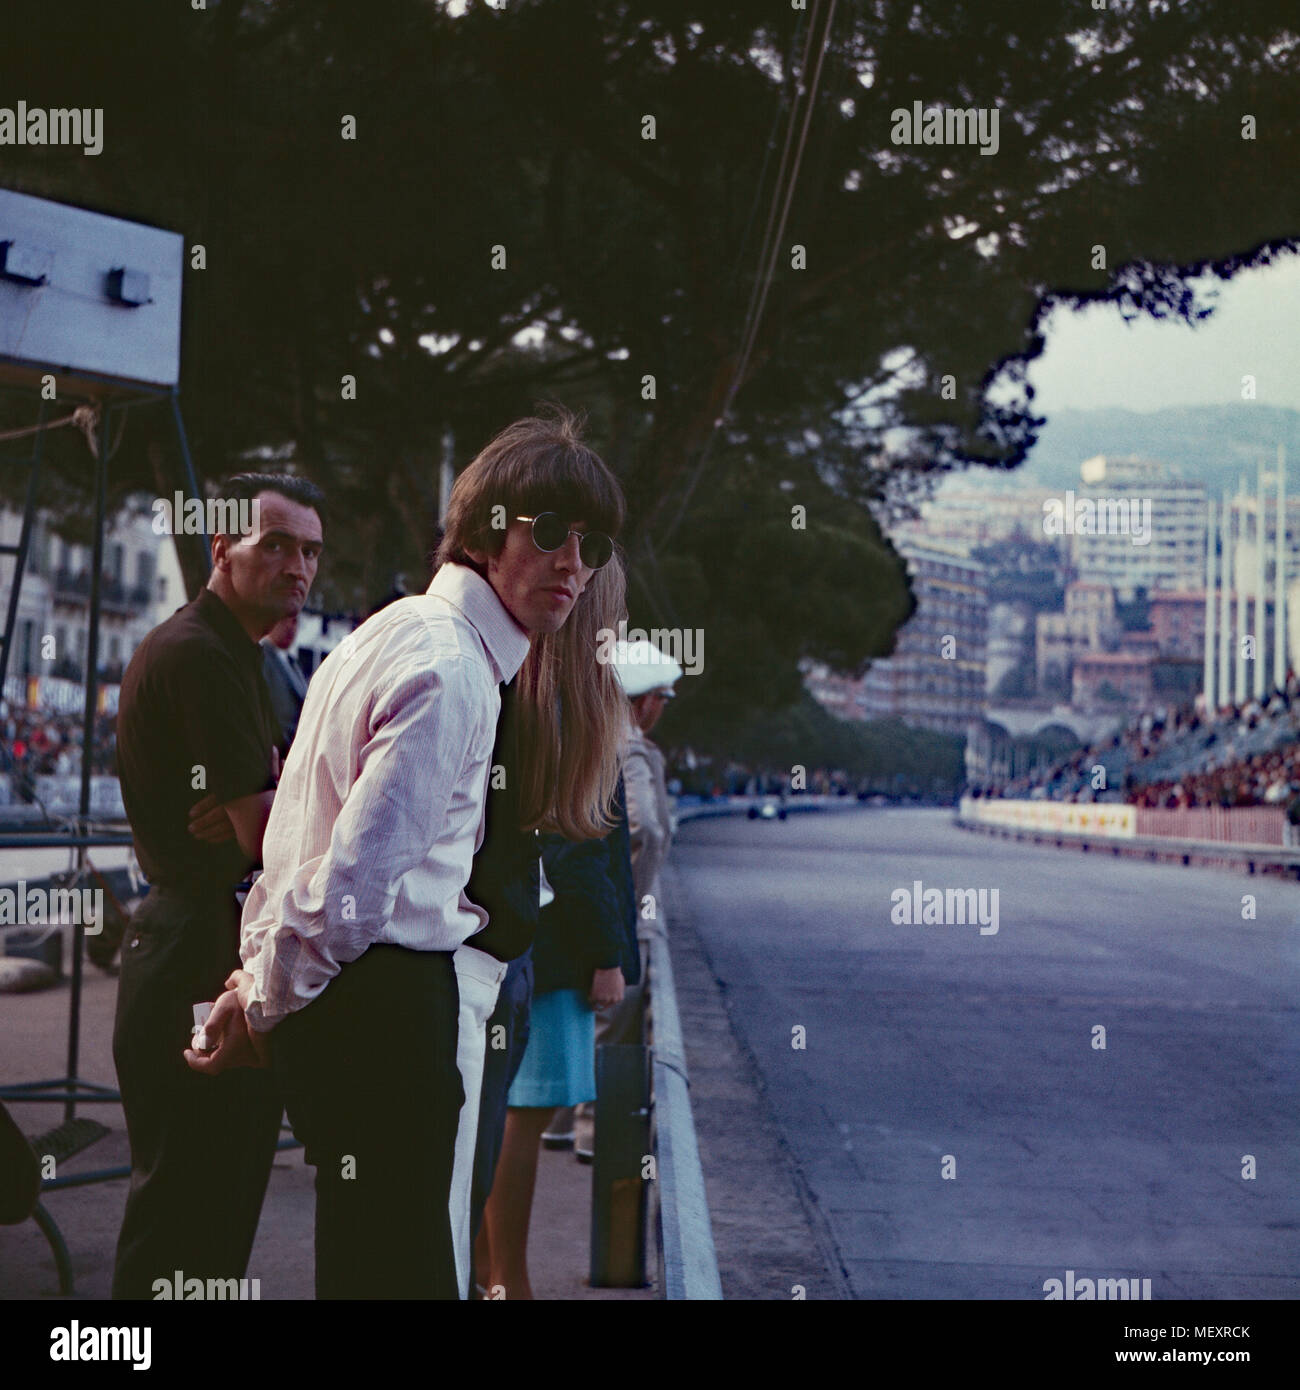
[240,654,487,1030]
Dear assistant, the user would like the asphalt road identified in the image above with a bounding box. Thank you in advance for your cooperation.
[673,805,1300,1300]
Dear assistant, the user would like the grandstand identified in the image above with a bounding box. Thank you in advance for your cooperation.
[972,675,1300,812]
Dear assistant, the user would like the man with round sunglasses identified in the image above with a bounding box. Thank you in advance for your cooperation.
[185,410,629,1300]
[516,512,614,572]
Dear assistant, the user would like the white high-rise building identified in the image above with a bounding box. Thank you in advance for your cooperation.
[1069,454,1205,599]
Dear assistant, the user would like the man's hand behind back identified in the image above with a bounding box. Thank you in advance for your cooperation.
[184,971,270,1074]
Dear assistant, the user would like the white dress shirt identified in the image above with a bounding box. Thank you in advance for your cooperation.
[240,562,532,1032]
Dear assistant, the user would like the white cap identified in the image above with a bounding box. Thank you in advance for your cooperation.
[610,639,683,698]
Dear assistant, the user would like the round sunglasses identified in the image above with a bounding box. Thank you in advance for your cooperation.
[515,513,614,570]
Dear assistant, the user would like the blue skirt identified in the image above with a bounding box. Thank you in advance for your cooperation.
[507,988,595,1109]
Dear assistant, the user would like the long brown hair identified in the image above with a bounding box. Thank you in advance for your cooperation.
[435,407,628,839]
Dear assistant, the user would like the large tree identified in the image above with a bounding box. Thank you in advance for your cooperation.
[0,0,1296,732]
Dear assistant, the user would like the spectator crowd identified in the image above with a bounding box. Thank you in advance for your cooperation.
[0,701,117,790]
[970,674,1300,813]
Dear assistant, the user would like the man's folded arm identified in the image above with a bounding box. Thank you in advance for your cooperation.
[241,655,488,1030]
[223,790,277,862]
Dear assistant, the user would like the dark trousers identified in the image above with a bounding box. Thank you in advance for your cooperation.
[111,887,283,1301]
[470,950,534,1254]
[272,944,463,1300]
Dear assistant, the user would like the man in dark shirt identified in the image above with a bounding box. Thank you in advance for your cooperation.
[110,472,324,1300]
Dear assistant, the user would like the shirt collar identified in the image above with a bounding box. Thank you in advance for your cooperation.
[427,562,532,685]
[197,587,264,668]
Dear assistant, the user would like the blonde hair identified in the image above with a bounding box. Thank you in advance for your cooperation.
[515,551,627,838]
[436,407,628,839]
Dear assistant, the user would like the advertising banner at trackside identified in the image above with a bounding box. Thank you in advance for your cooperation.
[960,797,1136,839]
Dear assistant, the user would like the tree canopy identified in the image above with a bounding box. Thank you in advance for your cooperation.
[1,0,1296,741]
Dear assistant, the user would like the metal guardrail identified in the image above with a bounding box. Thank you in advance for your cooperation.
[955,811,1300,873]
[0,831,133,849]
[647,928,722,1301]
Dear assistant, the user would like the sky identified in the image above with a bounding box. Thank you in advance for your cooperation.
[1022,253,1300,416]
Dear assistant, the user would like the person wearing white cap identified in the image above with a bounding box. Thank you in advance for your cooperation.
[546,637,681,1160]
[613,639,682,921]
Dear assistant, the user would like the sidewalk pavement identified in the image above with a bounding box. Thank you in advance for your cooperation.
[0,927,654,1301]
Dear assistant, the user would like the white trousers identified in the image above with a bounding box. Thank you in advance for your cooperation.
[450,942,508,1299]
